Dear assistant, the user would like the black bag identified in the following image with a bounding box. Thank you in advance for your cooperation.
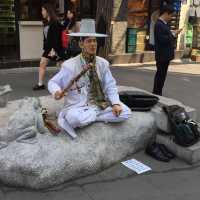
[119,91,159,111]
[163,105,200,147]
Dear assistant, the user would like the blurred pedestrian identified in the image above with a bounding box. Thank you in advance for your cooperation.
[33,3,66,91]
[152,5,182,95]
[63,9,76,33]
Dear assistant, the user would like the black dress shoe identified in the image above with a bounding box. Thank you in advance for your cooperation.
[33,84,46,91]
[145,143,170,162]
[158,144,176,159]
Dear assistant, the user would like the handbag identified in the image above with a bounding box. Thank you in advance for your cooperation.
[163,105,200,147]
[61,29,69,49]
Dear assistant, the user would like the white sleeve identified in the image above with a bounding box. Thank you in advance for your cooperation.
[48,66,72,96]
[102,63,121,105]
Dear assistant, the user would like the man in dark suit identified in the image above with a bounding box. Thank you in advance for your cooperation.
[153,5,182,96]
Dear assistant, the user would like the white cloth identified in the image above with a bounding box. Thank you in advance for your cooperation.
[193,0,200,6]
[48,55,131,138]
[43,25,49,40]
[189,6,196,17]
[159,17,167,25]
[196,6,200,17]
[149,10,160,45]
[61,104,131,129]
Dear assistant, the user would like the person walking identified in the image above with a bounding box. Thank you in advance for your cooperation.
[62,9,79,58]
[152,5,182,96]
[33,3,66,91]
[63,9,76,33]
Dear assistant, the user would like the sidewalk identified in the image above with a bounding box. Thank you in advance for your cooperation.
[112,61,200,75]
[0,60,200,75]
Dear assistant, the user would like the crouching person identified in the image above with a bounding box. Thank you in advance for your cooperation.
[48,19,131,138]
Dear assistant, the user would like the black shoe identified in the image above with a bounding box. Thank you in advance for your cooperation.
[33,84,46,91]
[158,143,176,159]
[145,142,170,162]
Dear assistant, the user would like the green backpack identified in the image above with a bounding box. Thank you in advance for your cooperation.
[163,105,200,147]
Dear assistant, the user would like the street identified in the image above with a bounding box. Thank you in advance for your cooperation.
[1,63,200,120]
[0,63,200,200]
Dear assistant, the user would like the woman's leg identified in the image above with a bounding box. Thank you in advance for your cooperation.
[39,57,49,85]
[33,57,49,90]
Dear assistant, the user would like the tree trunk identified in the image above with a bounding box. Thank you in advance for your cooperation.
[96,0,113,58]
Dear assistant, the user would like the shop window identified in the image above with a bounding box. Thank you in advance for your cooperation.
[19,0,64,21]
[0,0,18,59]
[80,0,96,19]
[19,0,41,20]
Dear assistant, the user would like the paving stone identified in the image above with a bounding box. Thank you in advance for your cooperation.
[0,190,5,199]
[82,173,161,200]
[82,166,200,200]
[5,186,91,200]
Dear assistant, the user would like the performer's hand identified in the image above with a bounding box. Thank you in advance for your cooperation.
[112,104,123,117]
[54,91,64,100]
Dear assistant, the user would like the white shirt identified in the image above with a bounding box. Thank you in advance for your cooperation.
[48,55,121,110]
[159,17,167,25]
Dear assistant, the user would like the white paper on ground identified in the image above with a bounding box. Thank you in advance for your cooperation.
[121,158,152,174]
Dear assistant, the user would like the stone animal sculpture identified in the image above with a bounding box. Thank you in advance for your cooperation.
[0,97,48,149]
[0,84,12,107]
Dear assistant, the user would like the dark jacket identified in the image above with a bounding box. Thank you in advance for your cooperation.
[63,19,75,30]
[154,19,175,62]
[42,21,65,59]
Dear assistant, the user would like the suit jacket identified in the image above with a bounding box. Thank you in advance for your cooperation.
[154,19,175,62]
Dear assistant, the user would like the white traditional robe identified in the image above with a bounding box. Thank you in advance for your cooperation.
[48,54,131,138]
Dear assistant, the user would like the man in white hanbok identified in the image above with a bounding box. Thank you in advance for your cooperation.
[48,19,131,138]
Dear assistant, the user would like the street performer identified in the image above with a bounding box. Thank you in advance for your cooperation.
[48,19,131,138]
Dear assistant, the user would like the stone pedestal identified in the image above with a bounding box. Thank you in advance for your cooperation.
[157,134,200,164]
[0,85,12,107]
[0,86,198,189]
[0,96,156,189]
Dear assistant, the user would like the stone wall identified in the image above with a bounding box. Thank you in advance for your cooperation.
[177,0,190,51]
[111,22,127,54]
[111,0,128,54]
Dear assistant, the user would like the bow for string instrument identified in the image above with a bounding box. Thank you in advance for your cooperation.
[59,62,93,98]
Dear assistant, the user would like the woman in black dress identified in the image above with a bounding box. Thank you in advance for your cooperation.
[33,3,66,90]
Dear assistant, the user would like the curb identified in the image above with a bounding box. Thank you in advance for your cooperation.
[112,59,200,68]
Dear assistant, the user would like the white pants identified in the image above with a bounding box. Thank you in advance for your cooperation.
[58,103,131,132]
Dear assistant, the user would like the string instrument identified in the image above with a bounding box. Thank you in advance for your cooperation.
[41,108,61,135]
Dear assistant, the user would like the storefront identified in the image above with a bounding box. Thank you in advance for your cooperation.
[0,0,190,65]
[126,0,183,53]
[0,0,95,62]
[0,0,19,61]
[187,0,200,60]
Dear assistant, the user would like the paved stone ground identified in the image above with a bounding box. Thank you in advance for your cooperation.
[1,151,200,199]
[0,63,200,199]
